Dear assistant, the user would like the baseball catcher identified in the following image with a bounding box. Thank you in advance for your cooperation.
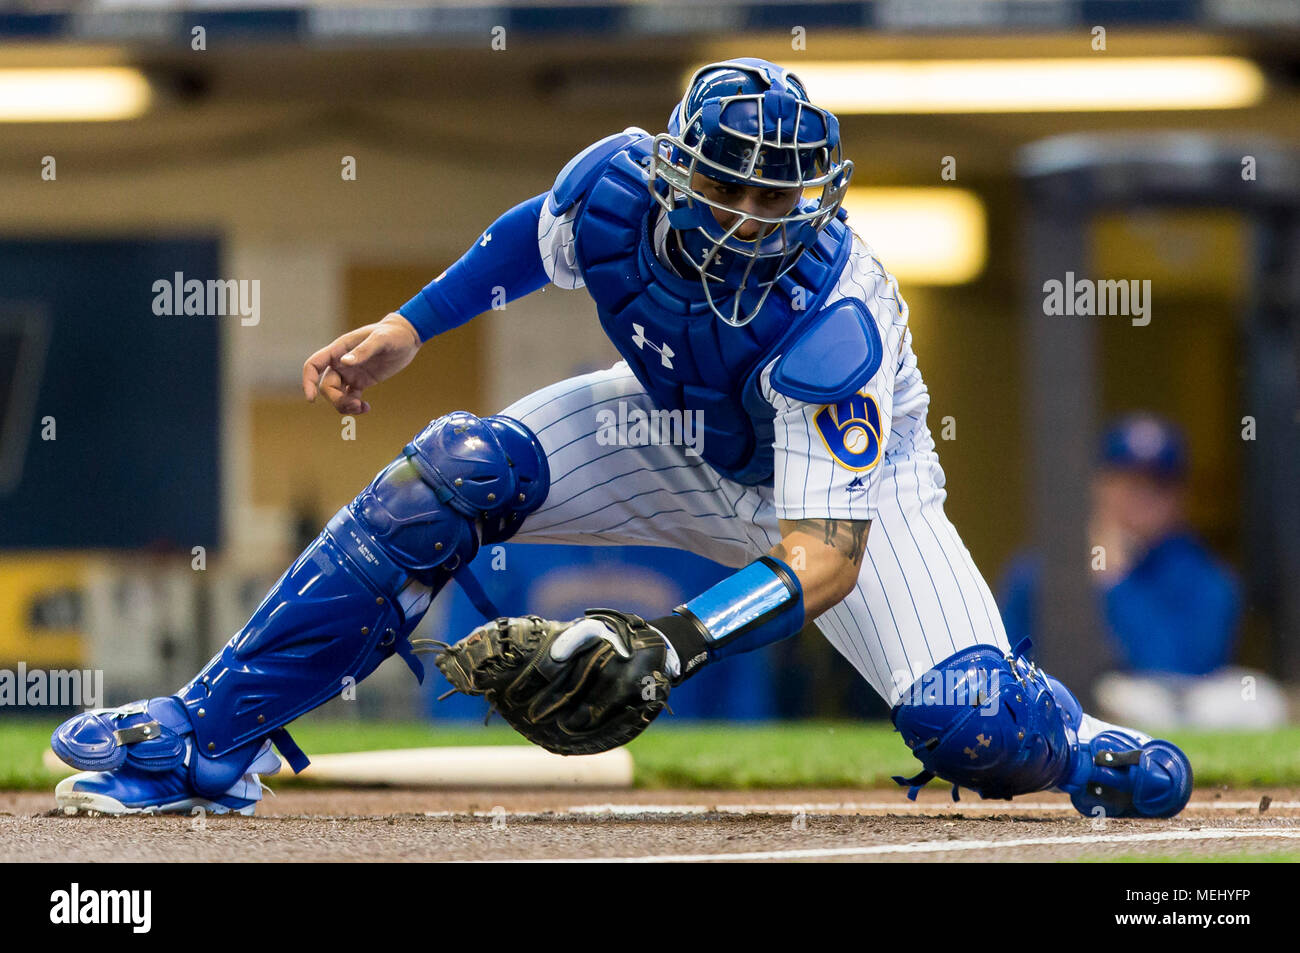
[52,58,1191,820]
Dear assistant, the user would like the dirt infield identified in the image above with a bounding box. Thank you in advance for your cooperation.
[3,787,1297,862]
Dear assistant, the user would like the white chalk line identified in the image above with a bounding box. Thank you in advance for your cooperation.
[493,828,1300,864]
[424,800,1299,820]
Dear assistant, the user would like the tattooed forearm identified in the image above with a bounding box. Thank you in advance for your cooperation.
[777,518,871,565]
[771,518,872,617]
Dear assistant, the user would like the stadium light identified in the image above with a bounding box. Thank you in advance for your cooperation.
[790,57,1265,113]
[0,68,151,122]
[842,188,986,285]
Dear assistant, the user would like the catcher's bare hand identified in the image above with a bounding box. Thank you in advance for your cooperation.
[302,312,421,415]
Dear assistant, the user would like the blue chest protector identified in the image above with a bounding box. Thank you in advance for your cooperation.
[551,133,883,485]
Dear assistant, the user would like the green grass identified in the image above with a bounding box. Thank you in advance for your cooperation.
[6,717,1300,791]
[631,723,1300,789]
[1157,729,1300,787]
[0,719,62,790]
[629,721,914,788]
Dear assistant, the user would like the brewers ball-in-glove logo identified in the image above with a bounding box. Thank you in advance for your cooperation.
[814,393,882,471]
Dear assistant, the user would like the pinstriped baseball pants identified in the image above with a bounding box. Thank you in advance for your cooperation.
[502,362,1011,706]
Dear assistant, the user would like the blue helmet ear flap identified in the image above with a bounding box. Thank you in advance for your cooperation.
[826,111,840,141]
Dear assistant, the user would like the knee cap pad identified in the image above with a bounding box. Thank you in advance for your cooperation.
[481,414,550,542]
[351,412,549,577]
[405,412,548,520]
[351,457,480,578]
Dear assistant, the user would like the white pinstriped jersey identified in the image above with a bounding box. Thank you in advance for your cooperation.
[538,200,937,523]
[514,201,1009,704]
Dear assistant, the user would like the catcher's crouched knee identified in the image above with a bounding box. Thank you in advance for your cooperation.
[435,611,671,756]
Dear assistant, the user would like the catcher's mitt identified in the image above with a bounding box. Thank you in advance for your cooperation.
[430,609,671,755]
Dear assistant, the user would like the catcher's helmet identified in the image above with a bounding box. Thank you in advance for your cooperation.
[649,57,853,326]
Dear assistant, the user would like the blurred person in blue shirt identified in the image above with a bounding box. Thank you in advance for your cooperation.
[999,414,1285,728]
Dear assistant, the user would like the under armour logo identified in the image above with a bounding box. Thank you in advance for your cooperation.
[962,734,992,760]
[479,232,492,247]
[631,323,674,369]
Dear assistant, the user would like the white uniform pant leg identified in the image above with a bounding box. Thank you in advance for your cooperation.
[502,365,1008,710]
[813,452,1011,706]
[500,362,758,568]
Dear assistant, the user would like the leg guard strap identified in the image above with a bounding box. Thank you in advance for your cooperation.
[268,727,310,774]
[450,567,501,621]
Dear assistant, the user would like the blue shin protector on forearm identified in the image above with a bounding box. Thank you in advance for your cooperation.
[52,412,549,798]
[653,556,803,681]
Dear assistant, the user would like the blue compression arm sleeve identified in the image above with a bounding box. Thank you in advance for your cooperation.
[398,192,550,342]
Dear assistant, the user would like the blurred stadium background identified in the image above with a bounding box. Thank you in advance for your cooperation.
[0,0,1297,735]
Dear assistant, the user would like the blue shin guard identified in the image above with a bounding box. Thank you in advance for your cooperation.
[1043,674,1193,819]
[890,642,1192,819]
[52,412,548,812]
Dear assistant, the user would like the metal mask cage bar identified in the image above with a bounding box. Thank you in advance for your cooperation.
[649,134,852,256]
[675,98,841,190]
[647,140,852,325]
[713,95,833,185]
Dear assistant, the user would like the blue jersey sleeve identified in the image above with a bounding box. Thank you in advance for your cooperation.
[398,192,550,342]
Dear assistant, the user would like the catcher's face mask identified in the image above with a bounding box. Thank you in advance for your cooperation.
[649,57,853,327]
